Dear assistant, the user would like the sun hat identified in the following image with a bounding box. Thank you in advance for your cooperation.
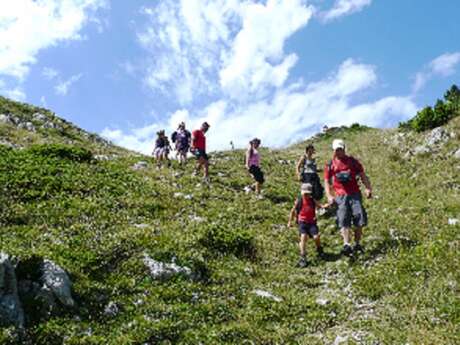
[300,183,313,194]
[332,139,345,150]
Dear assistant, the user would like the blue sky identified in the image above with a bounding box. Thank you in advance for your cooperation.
[0,0,459,153]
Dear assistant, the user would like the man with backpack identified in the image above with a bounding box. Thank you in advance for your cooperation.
[171,122,191,165]
[191,122,210,183]
[296,144,324,201]
[324,139,372,256]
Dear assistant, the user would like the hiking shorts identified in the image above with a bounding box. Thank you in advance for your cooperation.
[298,222,319,238]
[177,144,189,155]
[193,149,208,161]
[154,147,167,158]
[335,193,367,228]
[249,165,265,184]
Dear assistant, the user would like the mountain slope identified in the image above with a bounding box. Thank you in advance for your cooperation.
[0,99,459,344]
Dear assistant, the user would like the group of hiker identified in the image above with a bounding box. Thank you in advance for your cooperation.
[153,121,210,182]
[152,122,372,268]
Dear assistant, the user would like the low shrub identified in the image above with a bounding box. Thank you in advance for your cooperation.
[198,224,255,258]
[28,144,93,163]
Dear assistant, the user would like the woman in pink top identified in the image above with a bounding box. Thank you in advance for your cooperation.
[245,138,264,195]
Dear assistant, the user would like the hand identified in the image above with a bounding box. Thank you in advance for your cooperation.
[365,188,372,199]
[327,195,335,205]
[297,174,302,181]
[287,221,292,228]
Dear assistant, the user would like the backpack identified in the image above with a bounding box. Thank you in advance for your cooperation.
[171,131,177,143]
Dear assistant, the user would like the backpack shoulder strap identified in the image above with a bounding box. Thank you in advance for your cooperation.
[295,194,303,214]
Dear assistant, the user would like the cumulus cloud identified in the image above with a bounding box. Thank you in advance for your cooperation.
[0,0,107,80]
[412,52,460,93]
[321,0,372,22]
[0,80,26,101]
[102,59,416,153]
[102,0,416,154]
[138,0,313,104]
[55,73,83,96]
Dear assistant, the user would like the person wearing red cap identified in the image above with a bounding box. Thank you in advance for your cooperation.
[191,122,210,183]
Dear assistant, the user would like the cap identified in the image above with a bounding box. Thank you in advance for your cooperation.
[202,121,210,128]
[300,183,313,194]
[332,139,345,150]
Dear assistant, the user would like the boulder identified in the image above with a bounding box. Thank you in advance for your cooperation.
[454,148,460,160]
[0,253,24,328]
[0,114,14,125]
[132,161,148,170]
[425,127,449,146]
[41,260,74,308]
[143,254,192,281]
[32,113,48,122]
[18,122,35,132]
[413,145,431,155]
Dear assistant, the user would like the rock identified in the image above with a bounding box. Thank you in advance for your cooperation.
[189,215,205,222]
[413,145,431,155]
[448,218,459,226]
[334,335,349,345]
[454,149,460,159]
[42,121,58,130]
[143,254,192,281]
[316,297,330,306]
[252,289,282,302]
[0,114,14,125]
[41,259,74,307]
[18,122,35,132]
[0,253,25,328]
[132,161,148,170]
[33,113,48,122]
[104,301,119,317]
[425,127,449,146]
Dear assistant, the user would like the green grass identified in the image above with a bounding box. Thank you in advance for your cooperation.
[0,112,459,343]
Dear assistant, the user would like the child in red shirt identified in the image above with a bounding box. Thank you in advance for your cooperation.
[288,183,328,267]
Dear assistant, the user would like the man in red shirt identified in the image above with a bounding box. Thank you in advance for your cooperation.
[191,122,210,182]
[324,139,372,256]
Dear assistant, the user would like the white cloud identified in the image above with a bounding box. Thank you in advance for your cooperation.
[105,1,416,154]
[321,0,372,22]
[412,52,460,93]
[103,59,417,153]
[0,0,107,79]
[429,52,460,76]
[55,73,83,96]
[0,79,26,101]
[42,67,59,80]
[138,0,313,104]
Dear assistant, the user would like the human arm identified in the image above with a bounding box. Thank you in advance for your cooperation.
[287,203,297,227]
[245,149,251,169]
[296,156,304,181]
[314,199,329,209]
[359,172,372,198]
[324,162,335,204]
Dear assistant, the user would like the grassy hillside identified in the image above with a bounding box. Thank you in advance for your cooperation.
[0,96,128,156]
[0,104,459,344]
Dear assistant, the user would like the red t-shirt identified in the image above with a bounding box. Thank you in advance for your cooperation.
[324,155,364,196]
[297,195,316,223]
[192,129,206,151]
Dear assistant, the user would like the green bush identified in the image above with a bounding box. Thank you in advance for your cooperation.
[198,224,255,258]
[28,144,93,162]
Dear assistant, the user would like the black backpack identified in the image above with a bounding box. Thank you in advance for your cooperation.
[171,131,177,143]
[302,173,324,201]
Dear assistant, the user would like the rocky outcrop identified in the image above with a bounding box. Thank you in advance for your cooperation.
[0,254,75,328]
[143,254,193,281]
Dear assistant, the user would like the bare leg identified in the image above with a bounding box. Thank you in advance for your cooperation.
[299,234,308,256]
[313,234,321,249]
[354,227,362,244]
[340,227,351,245]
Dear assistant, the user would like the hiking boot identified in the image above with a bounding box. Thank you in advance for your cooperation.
[353,243,364,254]
[341,244,353,257]
[316,246,325,258]
[297,256,308,268]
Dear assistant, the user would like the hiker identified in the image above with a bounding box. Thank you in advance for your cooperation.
[287,183,328,267]
[296,144,324,200]
[324,139,372,256]
[191,122,210,183]
[245,138,264,196]
[171,122,191,165]
[153,130,171,168]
